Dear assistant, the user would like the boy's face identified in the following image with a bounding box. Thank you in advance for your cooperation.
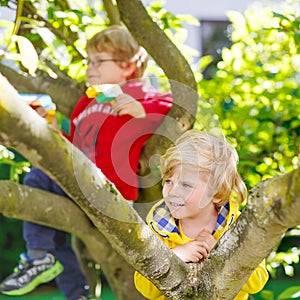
[86,51,129,85]
[162,166,216,220]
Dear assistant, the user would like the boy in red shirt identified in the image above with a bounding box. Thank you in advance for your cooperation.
[0,25,172,300]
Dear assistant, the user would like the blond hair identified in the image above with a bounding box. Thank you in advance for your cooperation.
[86,25,148,79]
[160,130,247,208]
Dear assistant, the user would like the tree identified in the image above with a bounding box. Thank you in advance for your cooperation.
[1,71,300,299]
[195,2,300,291]
[0,0,197,298]
[0,0,299,299]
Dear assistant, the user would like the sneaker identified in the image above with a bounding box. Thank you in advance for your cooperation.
[0,253,64,296]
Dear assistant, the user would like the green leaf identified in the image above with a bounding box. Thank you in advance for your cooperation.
[199,55,214,71]
[259,289,274,300]
[277,286,300,300]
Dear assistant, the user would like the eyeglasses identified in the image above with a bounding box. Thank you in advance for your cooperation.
[86,58,123,68]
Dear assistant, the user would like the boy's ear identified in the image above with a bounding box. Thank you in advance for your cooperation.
[122,61,136,79]
[212,197,221,205]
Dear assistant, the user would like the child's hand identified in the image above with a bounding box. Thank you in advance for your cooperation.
[195,229,217,252]
[35,106,48,118]
[171,230,217,263]
[171,241,210,263]
[112,93,146,118]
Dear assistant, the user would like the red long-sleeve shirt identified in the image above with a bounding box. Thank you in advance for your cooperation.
[66,81,172,200]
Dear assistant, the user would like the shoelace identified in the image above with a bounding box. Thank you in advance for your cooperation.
[14,260,29,274]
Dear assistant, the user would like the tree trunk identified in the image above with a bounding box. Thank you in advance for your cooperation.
[116,0,199,204]
[0,179,144,299]
[1,71,300,299]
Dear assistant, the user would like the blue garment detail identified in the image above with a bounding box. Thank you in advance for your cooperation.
[153,202,180,235]
[152,200,230,238]
[212,202,230,234]
[23,168,88,300]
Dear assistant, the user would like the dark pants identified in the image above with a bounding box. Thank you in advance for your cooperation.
[23,168,88,300]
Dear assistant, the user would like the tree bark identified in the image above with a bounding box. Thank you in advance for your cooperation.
[103,0,121,25]
[0,63,84,117]
[1,70,300,299]
[116,0,199,203]
[0,2,200,296]
[0,180,142,299]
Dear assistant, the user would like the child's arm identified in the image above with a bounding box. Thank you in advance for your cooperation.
[36,106,59,130]
[112,93,146,118]
[172,241,210,262]
[134,271,164,300]
[172,229,217,262]
[238,260,269,296]
[195,229,268,296]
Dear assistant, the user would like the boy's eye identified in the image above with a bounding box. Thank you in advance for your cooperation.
[182,183,192,189]
[164,179,172,185]
[86,58,123,68]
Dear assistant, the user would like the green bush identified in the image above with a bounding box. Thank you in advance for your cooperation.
[0,148,28,278]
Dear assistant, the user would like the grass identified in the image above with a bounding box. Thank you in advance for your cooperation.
[0,284,116,300]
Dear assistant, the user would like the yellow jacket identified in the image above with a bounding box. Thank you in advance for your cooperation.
[134,199,269,299]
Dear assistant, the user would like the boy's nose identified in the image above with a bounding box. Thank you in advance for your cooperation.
[169,183,181,197]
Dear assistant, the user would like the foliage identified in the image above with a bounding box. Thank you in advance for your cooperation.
[1,0,107,82]
[0,146,28,279]
[196,1,300,191]
[195,0,300,293]
[0,215,25,279]
[146,0,200,64]
[265,226,300,279]
[0,0,300,296]
[259,285,300,300]
[0,0,200,282]
[0,146,29,182]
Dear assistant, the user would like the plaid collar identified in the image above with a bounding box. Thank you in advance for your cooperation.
[151,201,230,238]
[152,201,180,236]
[213,202,230,234]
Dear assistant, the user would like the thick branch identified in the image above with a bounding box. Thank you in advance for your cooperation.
[0,64,84,117]
[0,72,192,298]
[0,180,141,299]
[103,0,121,25]
[116,1,199,202]
[2,52,299,297]
[190,169,300,299]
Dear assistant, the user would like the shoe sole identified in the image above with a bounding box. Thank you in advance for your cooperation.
[1,261,64,296]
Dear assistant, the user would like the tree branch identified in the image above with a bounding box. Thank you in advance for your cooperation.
[116,0,199,203]
[22,1,84,59]
[1,65,296,300]
[0,180,142,299]
[0,64,84,117]
[103,0,121,25]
